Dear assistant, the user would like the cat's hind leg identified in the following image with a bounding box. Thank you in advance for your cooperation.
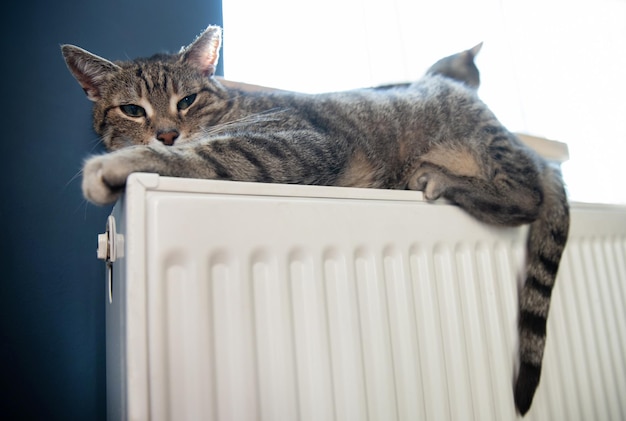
[408,158,543,227]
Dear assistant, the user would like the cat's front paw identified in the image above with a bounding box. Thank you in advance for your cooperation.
[82,154,130,205]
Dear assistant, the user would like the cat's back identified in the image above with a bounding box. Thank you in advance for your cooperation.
[405,74,503,139]
[196,74,502,163]
[331,74,493,141]
[246,74,486,125]
[240,75,501,165]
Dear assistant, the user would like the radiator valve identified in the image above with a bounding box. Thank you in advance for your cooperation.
[97,215,124,262]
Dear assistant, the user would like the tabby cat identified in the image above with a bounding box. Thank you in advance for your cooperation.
[62,25,569,415]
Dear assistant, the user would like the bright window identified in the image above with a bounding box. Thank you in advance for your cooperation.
[222,0,626,204]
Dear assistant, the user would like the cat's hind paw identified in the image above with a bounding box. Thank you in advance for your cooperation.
[408,169,447,201]
[82,154,128,205]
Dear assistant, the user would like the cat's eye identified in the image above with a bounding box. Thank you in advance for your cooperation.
[177,94,197,111]
[120,104,146,118]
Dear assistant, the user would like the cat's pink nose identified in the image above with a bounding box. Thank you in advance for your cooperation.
[157,129,180,146]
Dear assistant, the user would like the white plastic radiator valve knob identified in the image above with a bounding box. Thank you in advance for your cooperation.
[97,215,124,262]
[97,233,108,260]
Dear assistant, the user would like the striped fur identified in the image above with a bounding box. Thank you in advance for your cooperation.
[62,25,569,415]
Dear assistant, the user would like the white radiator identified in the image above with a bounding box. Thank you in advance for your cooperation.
[102,173,626,421]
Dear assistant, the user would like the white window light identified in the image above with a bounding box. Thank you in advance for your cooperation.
[222,0,626,204]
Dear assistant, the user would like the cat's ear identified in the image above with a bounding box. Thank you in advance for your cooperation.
[61,45,121,101]
[180,25,222,77]
[466,42,483,60]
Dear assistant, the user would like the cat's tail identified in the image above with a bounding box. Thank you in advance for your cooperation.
[514,164,570,415]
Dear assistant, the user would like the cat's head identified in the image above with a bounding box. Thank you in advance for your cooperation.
[62,26,224,150]
[426,42,482,89]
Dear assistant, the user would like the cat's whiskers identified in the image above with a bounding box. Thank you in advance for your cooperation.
[71,197,91,219]
[65,168,96,220]
[202,108,288,136]
[64,166,85,190]
[88,136,106,153]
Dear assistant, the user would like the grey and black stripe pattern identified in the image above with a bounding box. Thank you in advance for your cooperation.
[62,25,569,416]
[514,164,569,414]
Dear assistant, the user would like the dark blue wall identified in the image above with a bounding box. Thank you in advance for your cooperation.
[1,1,222,418]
